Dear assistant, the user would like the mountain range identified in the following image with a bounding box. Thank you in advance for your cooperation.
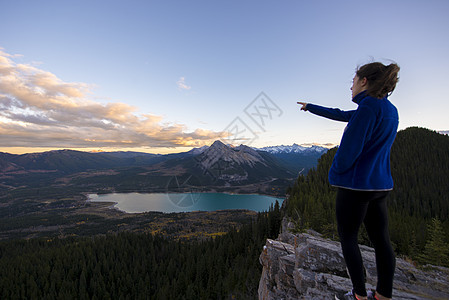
[0,142,327,173]
[0,141,328,194]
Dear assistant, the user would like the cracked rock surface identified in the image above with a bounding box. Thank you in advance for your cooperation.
[258,218,449,300]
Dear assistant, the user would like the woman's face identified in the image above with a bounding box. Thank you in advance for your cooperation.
[351,75,367,98]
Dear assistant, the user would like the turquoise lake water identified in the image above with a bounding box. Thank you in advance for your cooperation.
[87,192,283,213]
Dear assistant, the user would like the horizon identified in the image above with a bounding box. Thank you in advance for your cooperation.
[1,1,449,155]
[0,140,337,156]
[2,126,446,156]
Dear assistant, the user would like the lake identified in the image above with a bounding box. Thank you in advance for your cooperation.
[87,192,283,213]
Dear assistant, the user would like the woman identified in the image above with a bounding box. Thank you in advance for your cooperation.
[297,62,400,300]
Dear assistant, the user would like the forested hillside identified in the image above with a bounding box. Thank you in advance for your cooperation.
[0,203,282,299]
[285,127,449,266]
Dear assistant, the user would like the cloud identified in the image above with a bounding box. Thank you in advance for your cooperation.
[176,77,191,90]
[0,49,225,149]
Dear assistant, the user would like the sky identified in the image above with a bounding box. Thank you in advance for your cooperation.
[1,0,448,154]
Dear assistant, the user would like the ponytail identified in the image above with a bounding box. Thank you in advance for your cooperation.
[356,62,400,99]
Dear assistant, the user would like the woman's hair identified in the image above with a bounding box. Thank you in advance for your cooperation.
[356,62,400,99]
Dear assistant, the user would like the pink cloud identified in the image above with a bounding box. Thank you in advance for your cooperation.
[0,49,224,149]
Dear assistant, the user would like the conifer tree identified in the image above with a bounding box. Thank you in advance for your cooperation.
[419,218,449,267]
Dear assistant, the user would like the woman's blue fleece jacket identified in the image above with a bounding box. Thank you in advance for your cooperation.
[306,91,399,191]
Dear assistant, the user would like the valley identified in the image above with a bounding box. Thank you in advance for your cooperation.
[0,141,325,240]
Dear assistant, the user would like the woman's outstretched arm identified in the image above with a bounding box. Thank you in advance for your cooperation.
[297,102,355,122]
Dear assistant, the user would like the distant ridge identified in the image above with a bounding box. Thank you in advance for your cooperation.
[188,142,329,155]
[182,141,328,177]
[0,141,328,176]
[0,149,161,173]
[256,144,328,154]
[0,140,328,193]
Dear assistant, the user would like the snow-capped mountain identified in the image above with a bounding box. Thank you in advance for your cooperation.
[153,140,296,185]
[189,142,328,155]
[255,144,328,154]
[0,140,328,193]
[183,141,328,180]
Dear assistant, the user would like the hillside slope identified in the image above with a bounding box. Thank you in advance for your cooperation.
[0,150,160,173]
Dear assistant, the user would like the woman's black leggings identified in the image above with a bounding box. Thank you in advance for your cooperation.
[336,188,395,298]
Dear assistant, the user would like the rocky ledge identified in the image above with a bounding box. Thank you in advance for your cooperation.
[258,219,449,299]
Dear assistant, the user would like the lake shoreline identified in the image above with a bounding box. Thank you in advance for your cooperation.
[86,192,284,214]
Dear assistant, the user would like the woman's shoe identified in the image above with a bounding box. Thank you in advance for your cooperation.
[336,289,367,300]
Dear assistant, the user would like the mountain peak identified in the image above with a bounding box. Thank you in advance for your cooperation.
[198,140,265,172]
[209,140,228,150]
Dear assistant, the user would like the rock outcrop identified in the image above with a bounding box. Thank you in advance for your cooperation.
[258,218,449,299]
